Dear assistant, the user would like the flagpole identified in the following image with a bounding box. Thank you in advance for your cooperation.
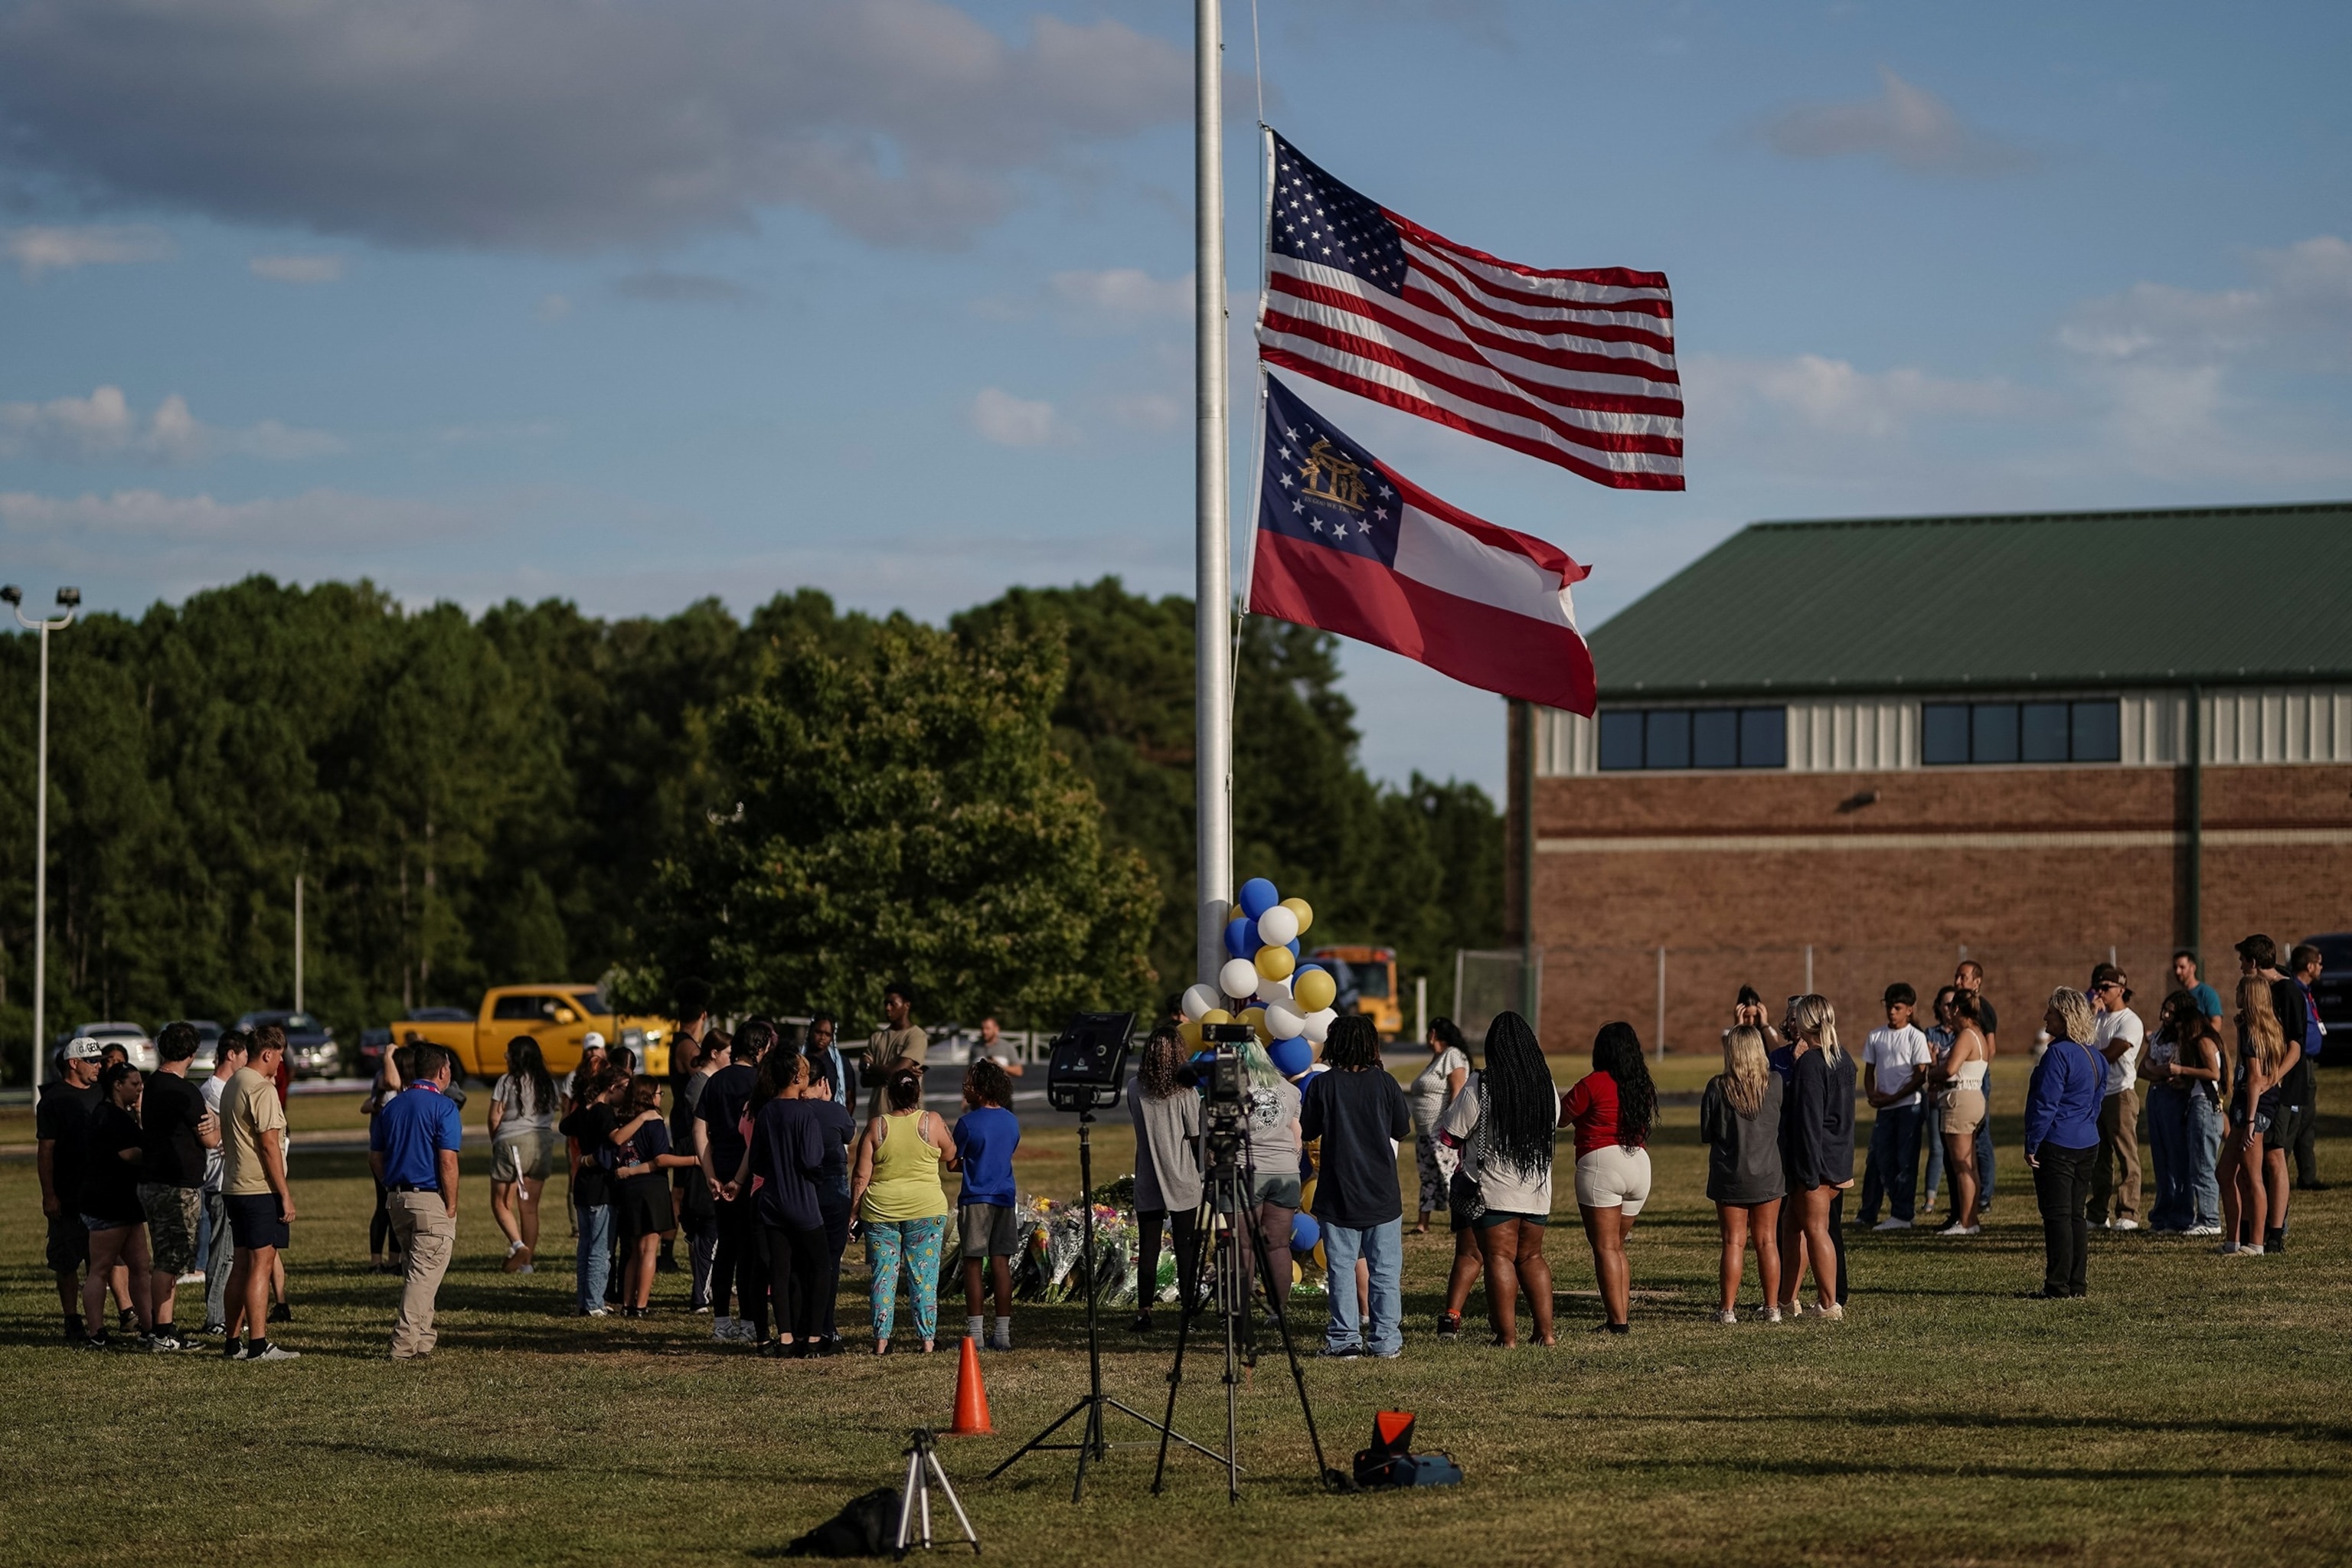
[1193,0,1232,988]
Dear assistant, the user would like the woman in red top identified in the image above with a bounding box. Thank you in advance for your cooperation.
[1560,1022,1657,1334]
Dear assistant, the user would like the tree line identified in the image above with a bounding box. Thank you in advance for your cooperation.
[0,574,1501,1078]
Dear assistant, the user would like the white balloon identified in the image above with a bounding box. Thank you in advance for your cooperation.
[1254,974,1293,1007]
[1219,958,1260,1000]
[1266,1001,1307,1039]
[1181,983,1220,1021]
[1253,905,1300,948]
[1302,1009,1334,1044]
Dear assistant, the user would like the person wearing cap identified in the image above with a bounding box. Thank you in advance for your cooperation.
[2086,964,2145,1231]
[37,1037,107,1343]
[370,1042,464,1359]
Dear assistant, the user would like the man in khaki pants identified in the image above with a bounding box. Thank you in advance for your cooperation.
[368,1043,462,1359]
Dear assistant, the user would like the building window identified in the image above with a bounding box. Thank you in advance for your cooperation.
[1598,707,1786,770]
[1922,699,2121,765]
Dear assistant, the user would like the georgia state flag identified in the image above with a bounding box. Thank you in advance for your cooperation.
[1247,375,1596,716]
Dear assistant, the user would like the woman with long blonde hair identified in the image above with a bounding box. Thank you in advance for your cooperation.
[1702,1024,1785,1322]
[1775,995,1854,1320]
[2221,975,2289,1255]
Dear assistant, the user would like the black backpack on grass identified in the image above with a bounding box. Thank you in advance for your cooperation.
[782,1486,900,1557]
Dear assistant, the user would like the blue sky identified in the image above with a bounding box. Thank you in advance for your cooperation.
[3,0,2347,795]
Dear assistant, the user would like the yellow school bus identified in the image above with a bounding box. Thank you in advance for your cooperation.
[1310,946,1403,1040]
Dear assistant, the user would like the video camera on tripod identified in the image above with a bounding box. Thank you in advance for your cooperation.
[1180,1023,1256,1199]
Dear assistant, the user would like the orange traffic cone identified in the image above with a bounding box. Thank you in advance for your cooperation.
[949,1334,994,1436]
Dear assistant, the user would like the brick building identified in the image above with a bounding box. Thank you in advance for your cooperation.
[1506,501,2352,1053]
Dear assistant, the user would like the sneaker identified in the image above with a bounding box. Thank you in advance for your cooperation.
[246,1344,302,1361]
[1939,1223,1981,1237]
[198,1321,227,1337]
[1435,1311,1462,1341]
[149,1332,186,1353]
[1872,1218,1913,1233]
[1816,1302,1845,1322]
[502,1242,531,1273]
[1714,1310,1738,1325]
[81,1333,111,1352]
[585,1305,612,1317]
[179,1271,206,1285]
[1318,1344,1363,1360]
[2186,1224,2223,1236]
[2216,1241,2241,1256]
[223,1339,246,1360]
[1761,1306,1783,1324]
[2265,1229,2287,1255]
[119,1310,137,1334]
[2110,1218,2139,1232]
[515,1263,534,1276]
[2236,1244,2265,1256]
[988,1331,1013,1353]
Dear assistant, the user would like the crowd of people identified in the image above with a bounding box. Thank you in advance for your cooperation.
[28,931,2327,1360]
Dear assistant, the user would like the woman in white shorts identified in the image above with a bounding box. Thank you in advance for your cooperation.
[488,1037,560,1272]
[1560,1021,1657,1335]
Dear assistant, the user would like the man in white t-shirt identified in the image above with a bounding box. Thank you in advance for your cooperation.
[2087,964,2146,1230]
[1860,984,1936,1231]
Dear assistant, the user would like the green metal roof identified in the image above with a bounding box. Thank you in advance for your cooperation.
[1587,501,2352,701]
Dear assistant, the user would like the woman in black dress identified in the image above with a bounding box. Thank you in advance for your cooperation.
[1775,995,1855,1321]
[80,1063,156,1348]
[607,1077,696,1317]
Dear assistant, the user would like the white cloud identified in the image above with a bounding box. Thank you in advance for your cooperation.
[612,270,752,304]
[0,486,468,544]
[0,385,343,462]
[2059,236,2352,371]
[0,0,1194,251]
[1759,67,2034,178]
[1686,354,2036,440]
[4,224,172,278]
[1048,267,1193,319]
[969,387,1060,446]
[248,253,346,284]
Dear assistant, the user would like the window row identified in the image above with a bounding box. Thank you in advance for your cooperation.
[1921,700,2119,766]
[1598,707,1787,771]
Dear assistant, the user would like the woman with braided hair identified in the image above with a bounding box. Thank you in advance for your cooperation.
[1438,1011,1560,1346]
[1564,1021,1658,1334]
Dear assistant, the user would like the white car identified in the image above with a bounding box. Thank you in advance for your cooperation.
[69,1021,155,1072]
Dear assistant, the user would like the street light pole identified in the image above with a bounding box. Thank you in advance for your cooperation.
[5,586,80,1093]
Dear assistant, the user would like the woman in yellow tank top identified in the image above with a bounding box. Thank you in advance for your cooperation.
[849,1062,958,1353]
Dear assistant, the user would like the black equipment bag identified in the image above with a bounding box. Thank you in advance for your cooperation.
[782,1486,901,1557]
[1352,1410,1463,1489]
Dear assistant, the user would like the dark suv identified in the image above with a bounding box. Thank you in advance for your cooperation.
[235,1009,340,1079]
[2303,933,2352,1043]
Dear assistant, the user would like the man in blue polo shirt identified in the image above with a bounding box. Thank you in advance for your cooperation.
[369,1043,463,1360]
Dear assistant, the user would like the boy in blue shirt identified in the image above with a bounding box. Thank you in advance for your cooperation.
[954,1060,1021,1350]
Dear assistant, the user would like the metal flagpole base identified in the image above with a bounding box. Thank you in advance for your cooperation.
[895,1429,981,1557]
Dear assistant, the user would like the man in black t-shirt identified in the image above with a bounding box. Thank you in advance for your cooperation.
[696,1018,769,1344]
[139,1023,218,1350]
[35,1038,106,1342]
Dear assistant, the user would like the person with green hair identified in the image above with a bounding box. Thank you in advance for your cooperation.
[1237,1037,1302,1313]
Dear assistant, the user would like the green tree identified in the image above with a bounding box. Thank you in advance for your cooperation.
[639,612,1158,1027]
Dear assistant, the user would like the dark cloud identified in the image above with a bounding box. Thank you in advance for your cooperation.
[0,0,1192,251]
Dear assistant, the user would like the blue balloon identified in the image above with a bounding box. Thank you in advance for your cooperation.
[1292,961,1325,979]
[1223,916,1258,959]
[1268,1036,1314,1078]
[1287,939,1301,956]
[1238,877,1280,919]
[1289,1212,1321,1253]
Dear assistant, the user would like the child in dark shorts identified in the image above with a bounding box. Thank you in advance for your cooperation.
[953,1060,1021,1351]
[606,1080,697,1318]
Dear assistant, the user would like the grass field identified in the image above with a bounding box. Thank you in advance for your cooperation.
[5,1055,2349,1567]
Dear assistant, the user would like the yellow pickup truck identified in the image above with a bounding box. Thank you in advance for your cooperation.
[387,985,672,1081]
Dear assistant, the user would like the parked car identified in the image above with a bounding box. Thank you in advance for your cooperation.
[355,1026,394,1083]
[2302,933,2352,1042]
[234,1009,340,1079]
[62,1021,155,1072]
[388,985,671,1081]
[168,1019,225,1075]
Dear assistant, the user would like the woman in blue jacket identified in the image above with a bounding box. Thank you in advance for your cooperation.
[2024,988,2106,1299]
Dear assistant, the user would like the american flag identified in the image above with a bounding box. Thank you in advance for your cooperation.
[1256,130,1684,491]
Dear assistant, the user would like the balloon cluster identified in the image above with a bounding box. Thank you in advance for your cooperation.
[1176,875,1338,1080]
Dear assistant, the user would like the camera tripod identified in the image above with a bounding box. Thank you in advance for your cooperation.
[986,1110,1223,1501]
[893,1428,980,1557]
[1150,1150,1344,1501]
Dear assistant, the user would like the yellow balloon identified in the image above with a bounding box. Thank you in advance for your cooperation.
[1255,945,1296,982]
[1178,1019,1204,1047]
[1241,1005,1270,1043]
[1200,1008,1232,1026]
[1281,896,1313,935]
[1293,968,1337,1012]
